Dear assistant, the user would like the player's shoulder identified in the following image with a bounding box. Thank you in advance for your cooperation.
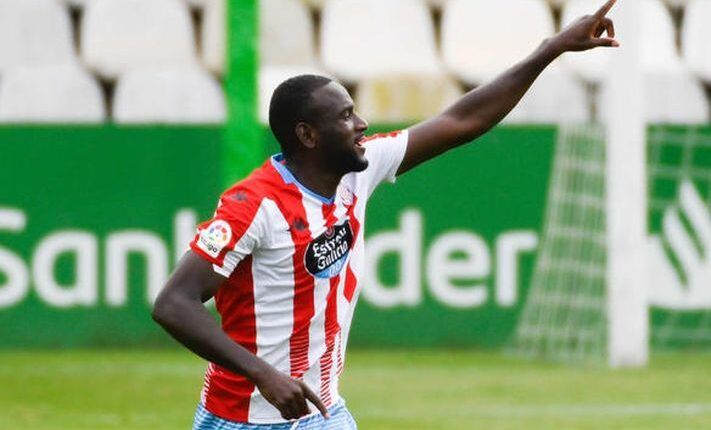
[360,130,406,147]
[217,160,280,216]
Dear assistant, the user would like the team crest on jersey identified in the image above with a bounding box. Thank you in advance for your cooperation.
[304,220,353,279]
[198,220,232,258]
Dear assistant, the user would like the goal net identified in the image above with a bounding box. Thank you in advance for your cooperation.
[511,122,711,363]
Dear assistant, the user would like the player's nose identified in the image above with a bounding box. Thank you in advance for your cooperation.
[355,112,368,132]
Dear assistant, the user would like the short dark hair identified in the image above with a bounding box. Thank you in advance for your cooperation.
[268,74,332,156]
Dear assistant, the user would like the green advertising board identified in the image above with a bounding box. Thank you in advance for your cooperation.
[0,127,223,347]
[0,125,555,348]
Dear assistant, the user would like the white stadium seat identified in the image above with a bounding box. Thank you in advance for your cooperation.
[258,0,329,124]
[663,0,691,8]
[258,66,329,124]
[561,0,679,82]
[113,66,226,124]
[355,73,463,123]
[0,64,105,123]
[202,0,225,74]
[63,0,93,8]
[682,0,711,82]
[504,65,590,124]
[599,70,709,124]
[81,0,197,79]
[300,0,330,10]
[0,0,75,72]
[321,0,441,81]
[261,0,317,68]
[442,0,555,85]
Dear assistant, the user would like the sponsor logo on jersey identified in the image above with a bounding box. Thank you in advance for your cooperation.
[198,219,232,258]
[305,220,353,279]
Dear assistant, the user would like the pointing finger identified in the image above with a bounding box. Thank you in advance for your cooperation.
[604,17,615,38]
[594,0,617,18]
[300,382,330,419]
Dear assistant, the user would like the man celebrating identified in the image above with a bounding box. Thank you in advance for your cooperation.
[153,1,619,428]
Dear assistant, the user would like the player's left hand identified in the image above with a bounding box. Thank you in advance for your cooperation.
[551,0,619,53]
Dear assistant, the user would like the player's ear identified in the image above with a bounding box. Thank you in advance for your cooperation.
[295,122,317,150]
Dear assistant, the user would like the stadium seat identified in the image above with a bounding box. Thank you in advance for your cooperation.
[682,0,711,82]
[321,0,441,82]
[113,66,226,124]
[504,65,590,124]
[258,66,329,124]
[424,0,450,9]
[599,70,709,124]
[63,0,91,8]
[355,73,463,123]
[663,0,691,8]
[0,0,75,72]
[300,0,329,10]
[561,0,679,82]
[81,0,197,79]
[0,64,105,123]
[261,0,317,68]
[202,0,225,74]
[442,0,555,85]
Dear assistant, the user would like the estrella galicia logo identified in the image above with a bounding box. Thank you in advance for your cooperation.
[304,220,353,279]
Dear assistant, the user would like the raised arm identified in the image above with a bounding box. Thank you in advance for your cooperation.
[398,0,619,175]
[152,251,329,420]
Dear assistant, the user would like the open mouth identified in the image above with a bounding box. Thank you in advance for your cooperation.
[354,134,365,146]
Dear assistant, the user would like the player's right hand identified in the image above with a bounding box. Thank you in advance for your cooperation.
[254,367,330,421]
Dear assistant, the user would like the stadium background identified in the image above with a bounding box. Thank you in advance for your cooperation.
[1,0,710,428]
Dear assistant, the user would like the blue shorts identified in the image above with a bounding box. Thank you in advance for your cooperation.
[192,401,358,430]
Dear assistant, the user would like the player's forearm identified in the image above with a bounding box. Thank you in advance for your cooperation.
[152,293,271,382]
[443,38,562,144]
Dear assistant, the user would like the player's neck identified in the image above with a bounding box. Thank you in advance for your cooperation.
[283,158,342,201]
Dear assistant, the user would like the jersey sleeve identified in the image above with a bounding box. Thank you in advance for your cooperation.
[190,187,265,277]
[361,129,409,196]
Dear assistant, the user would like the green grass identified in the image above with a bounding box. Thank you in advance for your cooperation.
[2,349,711,429]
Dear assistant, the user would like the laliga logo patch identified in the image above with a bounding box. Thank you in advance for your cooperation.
[198,220,232,258]
[305,220,353,279]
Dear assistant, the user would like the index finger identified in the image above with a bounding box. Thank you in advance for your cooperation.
[300,382,330,418]
[594,0,617,18]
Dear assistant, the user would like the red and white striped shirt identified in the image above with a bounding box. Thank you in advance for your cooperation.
[189,130,408,424]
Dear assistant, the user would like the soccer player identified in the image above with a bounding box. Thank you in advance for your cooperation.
[152,1,619,428]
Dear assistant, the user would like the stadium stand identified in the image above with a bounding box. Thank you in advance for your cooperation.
[300,0,329,10]
[0,64,105,123]
[355,75,463,123]
[682,0,711,82]
[561,0,679,82]
[258,0,327,123]
[599,69,709,123]
[0,0,709,124]
[113,66,226,124]
[504,65,590,124]
[0,0,75,72]
[442,0,556,84]
[202,0,225,74]
[320,0,441,81]
[261,0,317,67]
[441,0,587,124]
[81,0,197,80]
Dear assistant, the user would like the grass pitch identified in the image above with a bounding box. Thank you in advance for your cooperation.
[2,349,710,429]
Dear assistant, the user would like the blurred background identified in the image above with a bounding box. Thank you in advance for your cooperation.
[1,0,711,429]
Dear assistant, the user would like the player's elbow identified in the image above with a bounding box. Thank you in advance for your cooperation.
[151,288,182,328]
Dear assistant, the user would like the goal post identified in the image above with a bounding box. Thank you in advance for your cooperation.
[512,0,711,366]
[604,0,648,368]
[512,0,650,367]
